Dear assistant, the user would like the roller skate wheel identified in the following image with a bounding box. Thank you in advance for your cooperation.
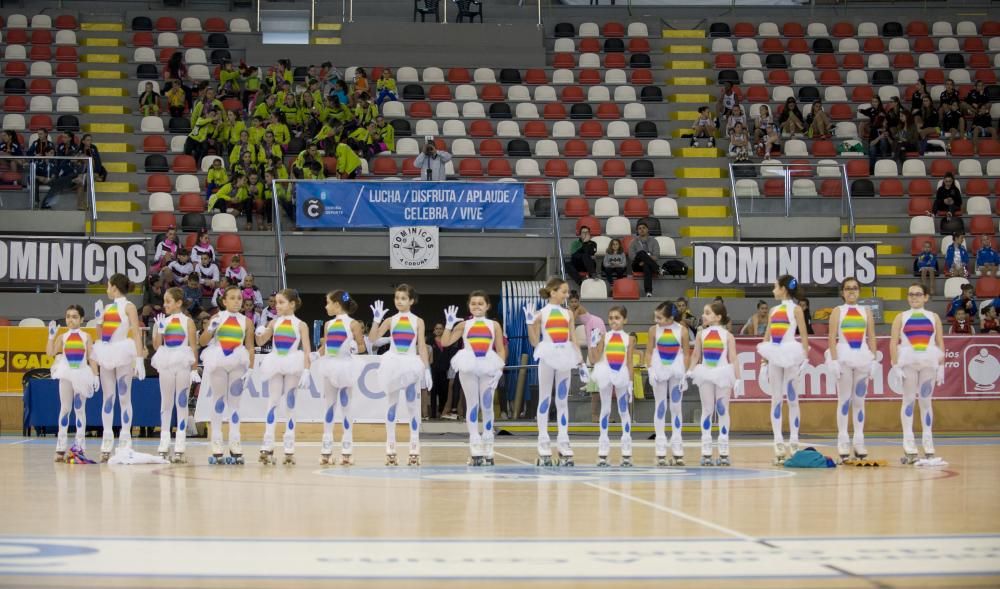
[385,454,398,466]
[700,456,714,466]
[558,455,574,467]
[408,454,421,466]
[283,455,295,465]
[339,454,353,466]
[54,452,66,463]
[656,457,668,467]
[484,457,495,466]
[596,456,609,467]
[671,456,685,467]
[536,456,553,467]
[621,457,633,468]
[716,456,731,467]
[467,456,483,467]
[319,454,331,466]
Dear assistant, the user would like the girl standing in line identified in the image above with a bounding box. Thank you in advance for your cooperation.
[644,301,689,466]
[688,302,739,466]
[150,287,200,463]
[46,306,99,461]
[590,306,636,467]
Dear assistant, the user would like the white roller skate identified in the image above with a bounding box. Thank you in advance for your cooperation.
[282,436,296,466]
[407,441,421,467]
[340,440,354,466]
[901,436,919,464]
[229,440,244,465]
[788,440,800,455]
[853,438,868,460]
[467,441,484,467]
[171,450,186,464]
[837,438,852,464]
[773,441,787,466]
[258,437,275,465]
[54,435,68,463]
[596,438,611,467]
[716,441,730,467]
[654,437,668,467]
[536,438,553,467]
[620,436,633,468]
[557,441,574,467]
[669,439,685,466]
[483,441,495,466]
[158,437,171,461]
[209,439,226,465]
[385,441,398,466]
[100,434,114,463]
[922,434,936,460]
[319,436,334,465]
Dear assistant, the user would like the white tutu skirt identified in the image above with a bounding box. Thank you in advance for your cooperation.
[312,355,361,389]
[200,345,250,374]
[533,340,580,372]
[691,364,736,389]
[378,353,424,392]
[592,360,632,390]
[451,349,505,379]
[836,342,875,369]
[50,355,97,397]
[650,360,686,384]
[151,345,196,373]
[91,339,137,370]
[756,340,805,368]
[898,346,944,370]
[257,350,305,382]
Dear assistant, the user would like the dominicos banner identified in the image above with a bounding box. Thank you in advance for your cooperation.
[295,181,525,229]
[0,237,147,286]
[693,241,878,287]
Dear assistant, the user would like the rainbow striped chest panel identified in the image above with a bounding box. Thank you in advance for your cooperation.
[391,314,417,354]
[702,328,726,368]
[216,314,245,357]
[325,317,350,358]
[542,307,570,345]
[163,316,187,348]
[64,332,86,369]
[902,311,935,352]
[272,318,299,357]
[655,324,681,366]
[840,306,866,350]
[465,319,494,358]
[604,331,627,372]
[769,305,792,344]
[100,303,125,343]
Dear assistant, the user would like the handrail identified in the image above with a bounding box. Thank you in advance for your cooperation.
[548,181,565,280]
[0,154,100,235]
[269,178,289,290]
[841,164,856,241]
[727,162,741,240]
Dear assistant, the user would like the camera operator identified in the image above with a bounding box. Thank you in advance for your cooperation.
[413,137,452,181]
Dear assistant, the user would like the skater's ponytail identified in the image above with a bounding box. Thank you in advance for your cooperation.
[108,273,130,296]
[709,301,729,328]
[655,301,676,321]
[539,277,566,300]
[278,288,301,311]
[327,289,358,315]
[777,274,805,301]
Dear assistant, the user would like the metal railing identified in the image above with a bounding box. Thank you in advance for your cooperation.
[0,154,99,237]
[727,161,856,241]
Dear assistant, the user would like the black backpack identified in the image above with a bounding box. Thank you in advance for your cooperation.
[662,259,688,277]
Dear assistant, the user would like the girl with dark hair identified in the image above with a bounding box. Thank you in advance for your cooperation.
[150,287,199,463]
[688,301,738,466]
[46,305,99,461]
[589,306,636,467]
[645,301,689,466]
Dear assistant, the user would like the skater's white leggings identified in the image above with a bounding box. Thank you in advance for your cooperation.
[836,365,868,447]
[900,365,935,452]
[598,383,632,454]
[319,378,352,454]
[536,364,571,453]
[56,380,86,451]
[385,380,421,451]
[767,364,801,444]
[100,365,133,446]
[264,373,299,451]
[458,371,496,456]
[208,365,245,446]
[651,376,684,454]
[158,368,191,452]
[699,382,731,453]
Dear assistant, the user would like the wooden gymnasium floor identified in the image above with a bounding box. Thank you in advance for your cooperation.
[1,434,998,588]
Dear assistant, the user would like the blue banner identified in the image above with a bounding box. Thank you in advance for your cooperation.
[295,181,526,229]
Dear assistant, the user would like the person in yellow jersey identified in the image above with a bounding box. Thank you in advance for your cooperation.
[374,115,395,152]
[205,157,229,199]
[207,173,248,213]
[267,112,291,151]
[375,68,398,106]
[184,108,219,164]
[335,141,362,179]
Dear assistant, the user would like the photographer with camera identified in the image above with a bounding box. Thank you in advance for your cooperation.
[413,137,452,181]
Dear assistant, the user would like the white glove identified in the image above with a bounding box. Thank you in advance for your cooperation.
[826,359,841,382]
[207,317,221,334]
[47,320,57,340]
[889,365,904,391]
[626,380,633,400]
[241,369,253,389]
[589,328,602,349]
[297,370,313,391]
[936,365,945,386]
[370,300,387,325]
[423,368,433,390]
[523,305,538,325]
[154,313,166,332]
[190,370,201,384]
[647,369,658,386]
[91,375,101,395]
[869,361,881,381]
[444,305,459,331]
[798,358,811,377]
[348,339,358,354]
[733,379,743,398]
[759,363,770,389]
[578,364,590,384]
[94,300,104,322]
[255,325,267,337]
[134,358,146,381]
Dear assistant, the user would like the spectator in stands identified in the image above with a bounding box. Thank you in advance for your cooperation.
[859,96,886,143]
[0,130,24,173]
[725,104,746,136]
[333,141,362,179]
[232,149,259,178]
[167,249,194,286]
[564,226,597,286]
[690,106,716,147]
[933,173,963,218]
[240,65,260,110]
[715,81,742,131]
[940,102,965,140]
[375,68,398,106]
[914,240,939,296]
[806,101,832,139]
[182,274,205,318]
[264,169,291,226]
[219,60,241,94]
[246,171,266,230]
[740,300,770,336]
[252,93,277,121]
[884,97,903,129]
[374,116,395,153]
[139,82,160,117]
[206,157,229,199]
[727,121,750,162]
[211,276,231,310]
[191,229,215,262]
[601,238,628,285]
[945,232,970,278]
[353,93,378,128]
[938,79,960,122]
[260,131,283,163]
[164,52,192,108]
[78,134,107,183]
[352,68,370,101]
[241,296,260,325]
[915,95,941,144]
[185,108,220,165]
[950,307,975,334]
[909,78,930,114]
[331,80,351,108]
[153,225,179,265]
[674,297,699,338]
[140,276,166,327]
[207,173,248,214]
[895,110,921,162]
[798,298,814,335]
[971,103,996,147]
[225,254,248,287]
[242,274,264,308]
[753,105,779,156]
[868,118,896,174]
[164,82,186,118]
[981,305,999,333]
[267,113,291,151]
[777,97,805,138]
[35,144,74,210]
[414,140,451,181]
[627,221,661,298]
[27,128,53,159]
[977,235,999,279]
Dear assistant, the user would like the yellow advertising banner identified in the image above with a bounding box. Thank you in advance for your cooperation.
[0,327,97,393]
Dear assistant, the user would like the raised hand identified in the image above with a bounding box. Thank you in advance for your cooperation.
[888,365,904,391]
[577,363,590,384]
[797,358,811,378]
[826,358,842,382]
[255,325,267,337]
[154,313,167,332]
[444,305,460,331]
[523,305,538,325]
[94,300,104,322]
[589,328,602,349]
[207,316,221,334]
[47,320,58,340]
[370,300,387,325]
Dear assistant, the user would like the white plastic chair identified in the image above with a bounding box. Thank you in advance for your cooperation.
[791,179,817,197]
[148,192,175,212]
[140,116,165,133]
[175,174,200,193]
[909,216,936,236]
[653,197,679,217]
[573,160,598,178]
[55,79,79,95]
[515,103,539,119]
[623,103,646,120]
[613,179,638,197]
[902,160,928,177]
[414,120,439,137]
[230,18,251,32]
[31,15,53,28]
[473,68,496,83]
[580,279,608,300]
[607,121,630,138]
[627,22,649,37]
[396,138,419,156]
[56,97,79,113]
[461,102,485,119]
[594,197,620,217]
[534,86,556,102]
[873,159,899,177]
[587,86,610,102]
[958,159,983,177]
[647,140,672,157]
[4,45,26,60]
[396,67,418,83]
[435,102,459,119]
[592,140,615,157]
[422,67,445,83]
[605,216,631,236]
[441,120,467,137]
[211,213,238,232]
[180,17,202,32]
[515,159,540,177]
[157,32,179,47]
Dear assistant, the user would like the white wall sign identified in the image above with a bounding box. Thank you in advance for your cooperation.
[389,226,439,270]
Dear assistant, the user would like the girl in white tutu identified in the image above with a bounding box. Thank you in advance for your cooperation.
[150,287,199,463]
[644,301,690,466]
[526,277,583,467]
[255,288,312,465]
[91,273,146,461]
[313,289,366,465]
[825,277,878,462]
[757,274,810,464]
[890,283,945,464]
[369,283,430,466]
[198,286,255,464]
[441,290,507,466]
[688,302,738,466]
[46,305,99,461]
[588,306,636,467]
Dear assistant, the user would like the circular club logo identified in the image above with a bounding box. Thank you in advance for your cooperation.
[389,226,438,269]
[303,198,324,219]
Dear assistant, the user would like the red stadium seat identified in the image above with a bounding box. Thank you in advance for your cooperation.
[579,122,603,138]
[29,115,53,131]
[966,179,990,196]
[216,234,243,252]
[767,70,791,85]
[6,29,27,44]
[55,15,78,29]
[816,54,838,70]
[813,141,837,156]
[604,53,626,69]
[481,85,504,102]
[448,68,471,83]
[622,197,649,218]
[619,140,643,157]
[55,47,77,62]
[862,38,885,53]
[576,216,601,236]
[787,39,809,53]
[930,160,956,177]
[983,21,1000,36]
[879,179,904,197]
[478,140,503,156]
[907,21,930,36]
[133,32,154,47]
[561,86,584,103]
[321,156,337,176]
[910,236,938,255]
[159,48,177,64]
[908,197,933,216]
[458,159,483,177]
[401,158,419,176]
[964,37,985,52]
[970,54,991,68]
[3,97,26,113]
[783,22,804,37]
[951,140,974,156]
[155,17,179,31]
[372,158,398,175]
[817,71,842,86]
[762,39,784,53]
[525,69,547,84]
[181,33,204,48]
[842,54,864,70]
[912,37,935,53]
[524,122,548,138]
[563,198,589,217]
[178,193,206,213]
[630,69,653,85]
[4,62,28,77]
[584,179,609,197]
[30,46,53,61]
[409,102,432,118]
[579,39,600,53]
[975,70,998,84]
[427,85,451,100]
[596,103,621,120]
[976,277,1000,299]
[563,140,587,157]
[151,212,176,232]
[846,160,869,178]
[819,179,843,197]
[832,22,855,37]
[764,179,785,197]
[602,160,626,177]
[579,69,601,85]
[543,104,567,119]
[525,182,550,197]
[469,121,493,137]
[603,22,625,37]
[642,179,667,197]
[552,53,575,68]
[612,277,640,300]
[978,141,1000,157]
[205,18,227,32]
[147,175,171,193]
[627,38,650,52]
[31,30,53,45]
[970,216,995,235]
[55,63,78,77]
[746,86,769,102]
[924,69,945,85]
[733,22,755,37]
[851,86,874,102]
[908,180,933,197]
[172,155,197,173]
[893,54,916,68]
[544,160,569,177]
[143,135,167,152]
[486,159,512,177]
